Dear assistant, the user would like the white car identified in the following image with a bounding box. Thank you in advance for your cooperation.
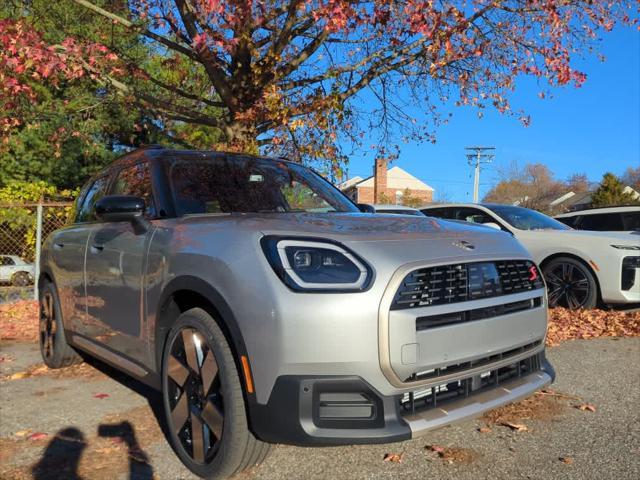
[555,206,640,232]
[421,203,640,309]
[0,255,35,286]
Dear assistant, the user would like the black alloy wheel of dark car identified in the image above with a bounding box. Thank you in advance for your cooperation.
[162,308,270,479]
[39,282,82,368]
[542,257,598,309]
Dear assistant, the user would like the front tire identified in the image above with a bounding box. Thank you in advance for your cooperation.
[39,282,82,368]
[542,257,598,309]
[161,308,270,479]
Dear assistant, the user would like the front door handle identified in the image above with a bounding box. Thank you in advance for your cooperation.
[90,244,104,254]
[53,242,64,250]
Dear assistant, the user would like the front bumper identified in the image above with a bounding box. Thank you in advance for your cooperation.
[250,351,555,446]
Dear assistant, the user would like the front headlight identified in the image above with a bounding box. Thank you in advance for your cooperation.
[261,236,373,292]
[611,244,640,251]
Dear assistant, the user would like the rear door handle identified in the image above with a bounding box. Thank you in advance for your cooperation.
[90,244,104,253]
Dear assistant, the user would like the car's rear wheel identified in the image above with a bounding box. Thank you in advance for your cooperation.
[542,257,598,309]
[39,282,82,368]
[11,271,31,286]
[161,308,270,479]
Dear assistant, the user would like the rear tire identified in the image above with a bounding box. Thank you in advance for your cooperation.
[161,308,270,479]
[12,271,31,287]
[542,257,598,309]
[39,282,82,368]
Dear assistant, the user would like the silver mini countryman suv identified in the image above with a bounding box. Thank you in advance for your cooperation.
[39,148,555,479]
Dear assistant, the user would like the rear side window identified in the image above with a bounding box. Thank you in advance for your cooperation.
[423,208,453,219]
[76,176,109,223]
[1,256,15,266]
[556,215,578,227]
[621,212,640,231]
[111,162,156,217]
[579,213,624,231]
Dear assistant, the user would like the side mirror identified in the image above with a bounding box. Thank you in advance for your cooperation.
[95,195,145,223]
[482,222,503,231]
[357,203,376,213]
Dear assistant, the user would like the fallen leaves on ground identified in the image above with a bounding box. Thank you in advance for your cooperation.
[425,445,478,464]
[546,307,640,346]
[383,453,404,463]
[501,421,528,432]
[0,300,38,341]
[575,403,597,412]
[559,456,574,465]
[483,391,566,428]
[477,427,492,433]
[1,361,106,382]
[93,393,110,399]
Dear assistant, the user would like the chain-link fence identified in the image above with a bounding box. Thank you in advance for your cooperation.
[0,202,73,303]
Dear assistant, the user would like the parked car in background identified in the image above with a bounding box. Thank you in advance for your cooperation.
[39,148,554,479]
[0,255,34,286]
[372,204,426,216]
[554,206,640,232]
[421,203,640,310]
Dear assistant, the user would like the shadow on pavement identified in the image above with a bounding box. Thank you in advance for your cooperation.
[31,422,155,480]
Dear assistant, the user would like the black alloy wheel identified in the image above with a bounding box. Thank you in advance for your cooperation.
[543,257,598,309]
[166,327,224,463]
[162,308,270,479]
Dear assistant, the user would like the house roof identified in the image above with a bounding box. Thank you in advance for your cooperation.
[341,166,434,192]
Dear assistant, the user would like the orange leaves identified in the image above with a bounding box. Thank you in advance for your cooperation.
[575,403,597,413]
[383,452,404,463]
[0,300,38,342]
[546,307,640,346]
[501,421,528,432]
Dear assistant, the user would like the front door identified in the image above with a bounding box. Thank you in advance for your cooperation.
[84,161,156,366]
[49,177,109,332]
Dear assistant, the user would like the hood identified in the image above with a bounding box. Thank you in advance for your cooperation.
[180,212,508,242]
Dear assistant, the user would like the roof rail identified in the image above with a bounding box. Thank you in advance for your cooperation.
[138,144,165,150]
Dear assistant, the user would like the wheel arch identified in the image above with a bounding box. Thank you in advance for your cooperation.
[154,276,249,383]
[539,252,602,302]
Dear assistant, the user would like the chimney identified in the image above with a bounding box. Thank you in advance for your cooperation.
[374,158,388,203]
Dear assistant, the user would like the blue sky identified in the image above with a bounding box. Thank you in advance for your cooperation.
[342,27,640,202]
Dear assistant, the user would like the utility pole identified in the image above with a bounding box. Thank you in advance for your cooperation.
[465,146,495,203]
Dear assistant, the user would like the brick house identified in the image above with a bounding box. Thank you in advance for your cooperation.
[339,159,434,205]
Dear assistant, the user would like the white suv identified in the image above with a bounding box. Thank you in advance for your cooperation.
[0,255,34,286]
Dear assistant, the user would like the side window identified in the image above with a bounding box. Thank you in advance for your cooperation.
[580,213,623,231]
[425,208,454,219]
[454,207,494,225]
[282,181,334,212]
[76,177,109,223]
[556,215,577,227]
[621,212,640,231]
[111,162,156,217]
[1,256,15,266]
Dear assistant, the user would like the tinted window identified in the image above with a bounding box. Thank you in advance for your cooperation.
[169,156,358,216]
[579,213,624,231]
[423,207,454,219]
[555,215,578,227]
[621,212,640,231]
[112,162,156,217]
[452,207,495,225]
[486,205,570,230]
[76,177,109,223]
[1,256,15,266]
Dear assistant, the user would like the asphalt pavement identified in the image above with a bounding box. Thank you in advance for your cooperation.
[0,337,638,480]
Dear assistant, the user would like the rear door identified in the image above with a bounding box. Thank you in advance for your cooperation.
[83,161,156,366]
[48,177,109,332]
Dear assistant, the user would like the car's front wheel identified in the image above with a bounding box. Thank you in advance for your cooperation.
[162,308,270,479]
[542,257,598,309]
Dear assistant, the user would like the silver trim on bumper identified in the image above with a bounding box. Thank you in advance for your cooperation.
[404,370,552,437]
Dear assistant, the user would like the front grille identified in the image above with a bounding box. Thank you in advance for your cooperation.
[391,260,544,310]
[404,340,542,383]
[400,353,542,415]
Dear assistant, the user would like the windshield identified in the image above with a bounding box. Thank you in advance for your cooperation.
[168,155,358,215]
[486,205,571,231]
